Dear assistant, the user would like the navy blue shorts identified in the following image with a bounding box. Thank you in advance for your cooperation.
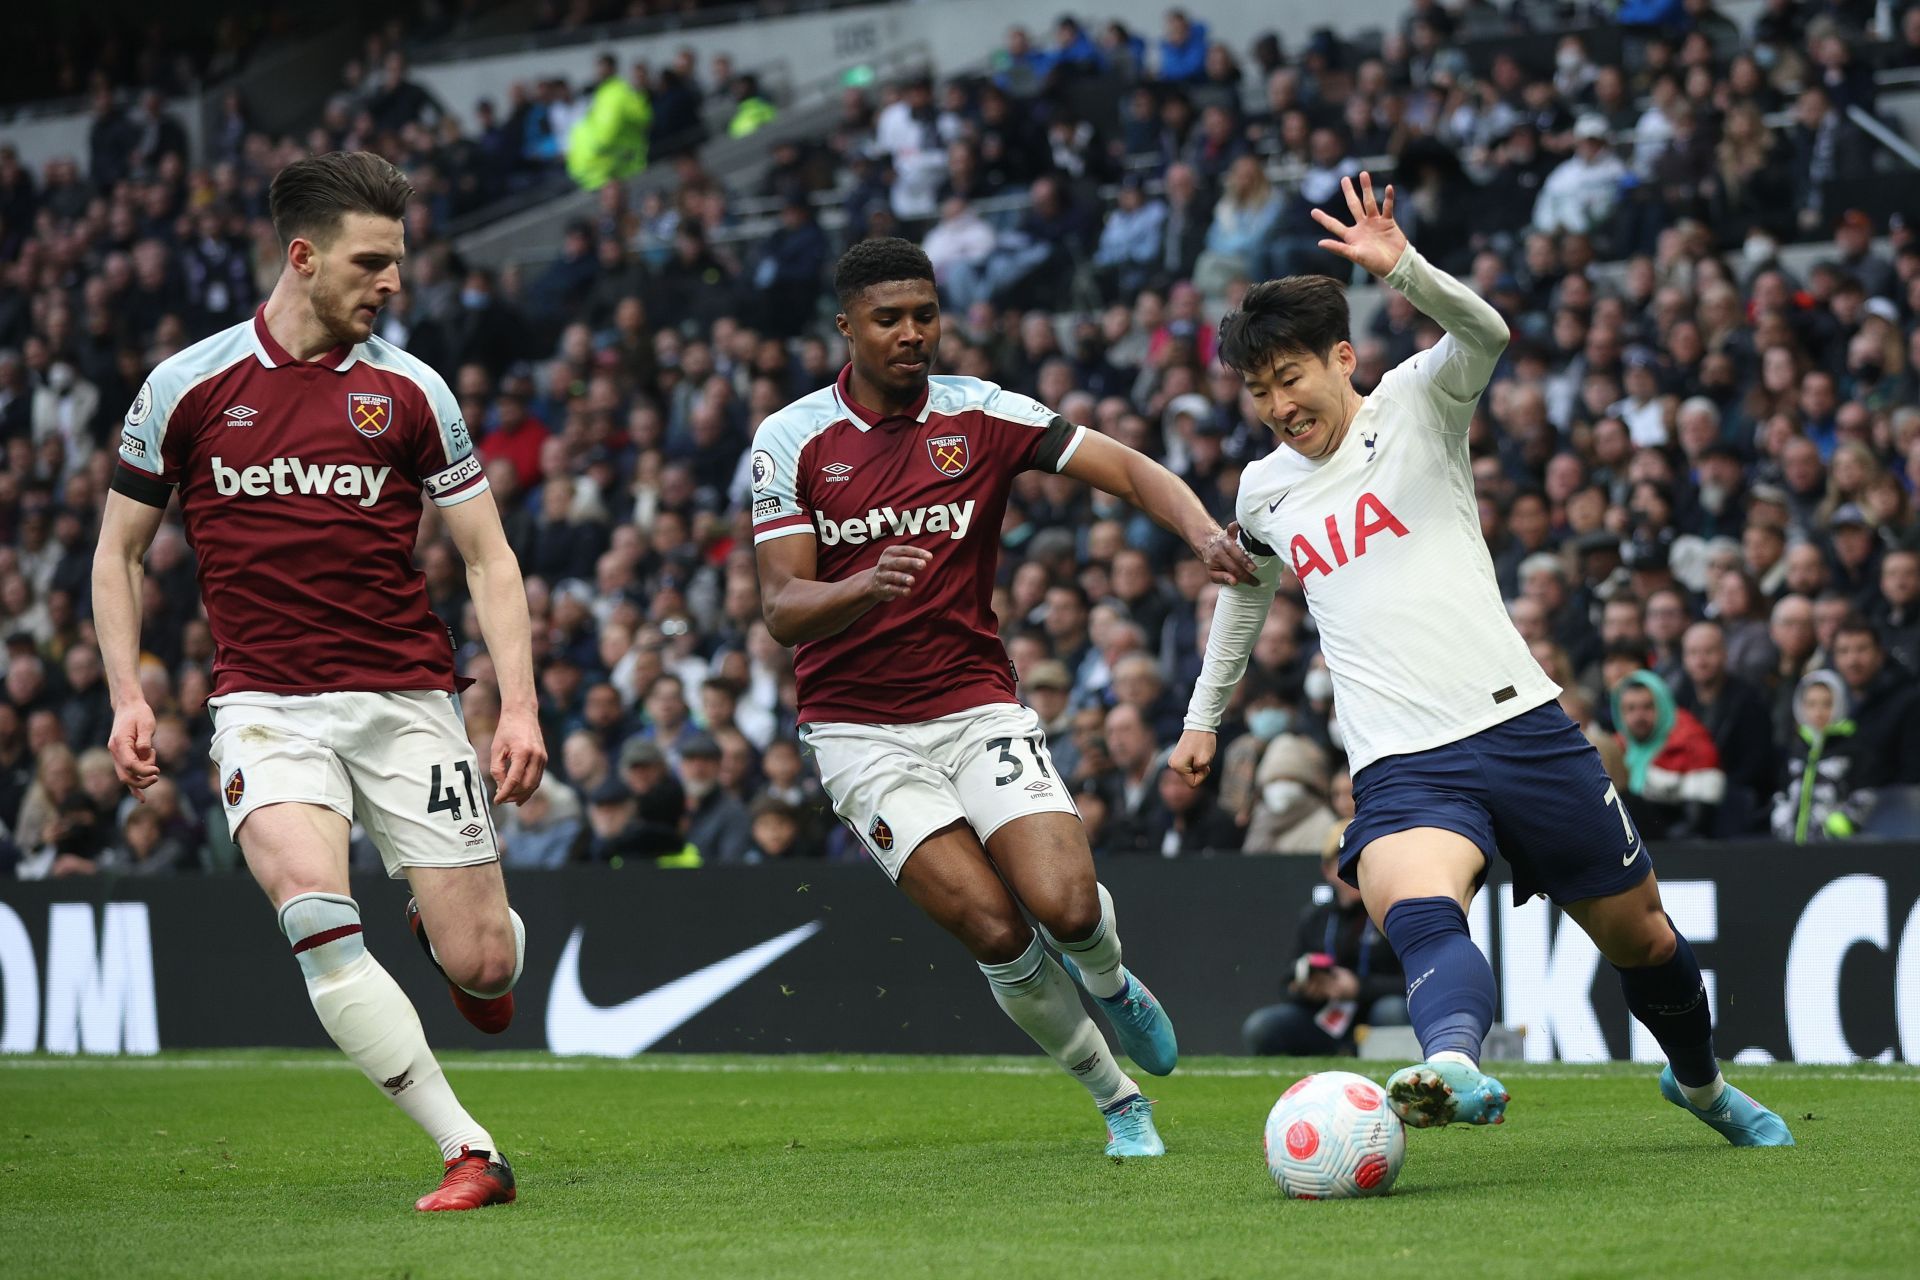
[1339,702,1651,906]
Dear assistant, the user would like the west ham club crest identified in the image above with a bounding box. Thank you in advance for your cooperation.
[348,392,393,438]
[927,434,969,479]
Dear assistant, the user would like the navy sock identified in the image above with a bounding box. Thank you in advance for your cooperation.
[1616,919,1718,1089]
[1382,897,1496,1064]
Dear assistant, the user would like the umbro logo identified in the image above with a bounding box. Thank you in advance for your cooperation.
[1024,781,1052,794]
[381,1072,413,1094]
[460,823,484,839]
[223,404,259,426]
[821,461,853,484]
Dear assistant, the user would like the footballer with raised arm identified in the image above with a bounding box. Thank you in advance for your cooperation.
[92,152,548,1210]
[752,238,1258,1157]
[1172,175,1791,1146]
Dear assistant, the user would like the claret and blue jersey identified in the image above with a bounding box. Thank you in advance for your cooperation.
[112,307,487,697]
[751,365,1084,726]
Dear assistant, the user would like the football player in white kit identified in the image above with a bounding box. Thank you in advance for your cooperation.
[1172,175,1791,1146]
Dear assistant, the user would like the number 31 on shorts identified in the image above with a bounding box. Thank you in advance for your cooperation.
[987,735,1052,786]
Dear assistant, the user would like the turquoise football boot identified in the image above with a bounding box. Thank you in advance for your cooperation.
[1102,1093,1165,1157]
[1659,1067,1795,1146]
[1059,958,1178,1076]
[1386,1059,1511,1128]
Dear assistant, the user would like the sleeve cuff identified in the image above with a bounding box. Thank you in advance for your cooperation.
[753,522,816,545]
[111,463,173,508]
[430,478,492,508]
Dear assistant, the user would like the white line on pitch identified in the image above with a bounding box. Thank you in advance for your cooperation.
[2,1056,1916,1082]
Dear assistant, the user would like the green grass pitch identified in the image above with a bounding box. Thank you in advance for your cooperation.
[2,1053,1916,1278]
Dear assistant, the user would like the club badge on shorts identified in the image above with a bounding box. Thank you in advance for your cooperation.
[927,434,969,479]
[348,392,393,438]
[868,815,894,852]
[224,769,245,808]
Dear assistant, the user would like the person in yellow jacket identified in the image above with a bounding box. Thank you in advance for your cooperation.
[568,54,652,190]
[727,72,778,139]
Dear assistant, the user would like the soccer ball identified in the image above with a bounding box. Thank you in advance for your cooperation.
[1263,1071,1406,1200]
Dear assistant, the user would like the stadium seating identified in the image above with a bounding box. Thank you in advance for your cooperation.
[3,1,1920,878]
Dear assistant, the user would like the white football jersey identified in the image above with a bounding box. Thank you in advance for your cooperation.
[1186,248,1560,775]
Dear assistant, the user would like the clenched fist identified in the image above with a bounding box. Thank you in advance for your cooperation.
[864,545,932,602]
[1169,729,1217,788]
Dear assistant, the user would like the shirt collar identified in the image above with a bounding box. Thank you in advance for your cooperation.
[252,306,360,372]
[833,363,930,431]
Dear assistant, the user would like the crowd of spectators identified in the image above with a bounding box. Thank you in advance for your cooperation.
[3,2,1920,880]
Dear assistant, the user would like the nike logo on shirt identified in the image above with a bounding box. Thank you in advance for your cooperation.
[1623,843,1644,867]
[545,921,823,1056]
[1268,494,1287,513]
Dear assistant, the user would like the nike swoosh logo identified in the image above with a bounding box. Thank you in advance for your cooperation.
[1623,843,1643,867]
[546,920,823,1056]
[1268,494,1287,513]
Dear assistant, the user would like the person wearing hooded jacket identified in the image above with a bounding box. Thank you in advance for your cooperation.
[1770,670,1874,843]
[1612,669,1725,839]
[1243,732,1340,854]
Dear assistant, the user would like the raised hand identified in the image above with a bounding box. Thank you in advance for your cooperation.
[1310,171,1409,281]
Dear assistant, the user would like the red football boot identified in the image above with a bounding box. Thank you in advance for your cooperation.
[405,897,515,1034]
[415,1147,516,1212]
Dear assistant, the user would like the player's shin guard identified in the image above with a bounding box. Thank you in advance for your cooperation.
[979,932,1136,1108]
[1616,917,1720,1094]
[1039,882,1126,999]
[1383,897,1496,1065]
[278,893,495,1161]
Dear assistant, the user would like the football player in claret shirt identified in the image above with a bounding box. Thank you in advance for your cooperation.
[751,239,1257,1157]
[92,152,547,1210]
[1174,174,1791,1146]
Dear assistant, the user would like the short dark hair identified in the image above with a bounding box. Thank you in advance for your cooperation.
[269,151,412,248]
[834,237,935,307]
[1504,487,1547,516]
[1217,275,1352,375]
[1833,616,1882,649]
[1045,581,1090,609]
[1605,641,1652,667]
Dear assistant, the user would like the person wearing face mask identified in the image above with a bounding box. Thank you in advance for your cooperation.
[1216,683,1297,833]
[1844,326,1899,414]
[1242,827,1408,1056]
[1244,731,1340,854]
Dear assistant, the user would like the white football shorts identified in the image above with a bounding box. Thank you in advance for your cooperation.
[800,701,1079,880]
[208,689,499,879]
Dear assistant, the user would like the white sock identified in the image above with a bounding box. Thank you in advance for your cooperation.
[1678,1072,1726,1109]
[979,933,1137,1108]
[1040,883,1127,1000]
[1430,1050,1478,1070]
[281,893,496,1162]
